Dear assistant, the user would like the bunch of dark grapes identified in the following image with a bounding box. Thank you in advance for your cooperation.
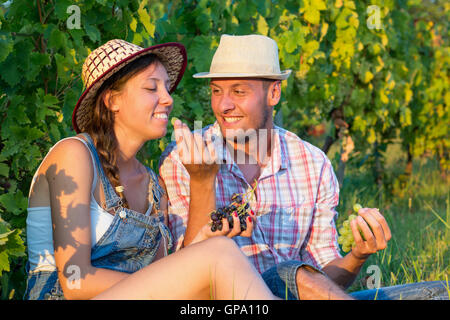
[209,193,254,232]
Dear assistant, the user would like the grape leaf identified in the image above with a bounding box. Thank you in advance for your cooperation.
[304,8,320,25]
[0,38,13,63]
[0,163,9,177]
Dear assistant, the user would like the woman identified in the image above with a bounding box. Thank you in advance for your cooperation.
[25,39,276,300]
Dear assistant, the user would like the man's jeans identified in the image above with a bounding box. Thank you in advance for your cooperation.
[350,281,449,300]
[261,260,449,300]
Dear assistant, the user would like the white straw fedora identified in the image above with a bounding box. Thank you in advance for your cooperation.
[72,39,187,133]
[193,34,291,80]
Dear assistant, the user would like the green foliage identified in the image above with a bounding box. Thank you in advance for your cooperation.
[0,0,448,299]
[0,215,26,277]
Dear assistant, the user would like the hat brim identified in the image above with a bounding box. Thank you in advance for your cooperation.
[72,42,187,134]
[192,70,291,80]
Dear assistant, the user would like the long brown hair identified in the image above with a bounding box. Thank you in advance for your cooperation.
[85,54,159,210]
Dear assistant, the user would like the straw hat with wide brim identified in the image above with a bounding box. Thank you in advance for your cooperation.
[72,39,187,133]
[193,34,291,80]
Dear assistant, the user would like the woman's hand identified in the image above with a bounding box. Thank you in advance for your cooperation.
[349,208,392,260]
[173,118,222,246]
[173,118,219,182]
[190,210,257,245]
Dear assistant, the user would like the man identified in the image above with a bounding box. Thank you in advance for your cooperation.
[159,34,447,300]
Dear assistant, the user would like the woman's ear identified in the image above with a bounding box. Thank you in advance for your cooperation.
[103,90,120,113]
[266,81,281,107]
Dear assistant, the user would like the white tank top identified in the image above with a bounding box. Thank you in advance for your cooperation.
[26,137,152,272]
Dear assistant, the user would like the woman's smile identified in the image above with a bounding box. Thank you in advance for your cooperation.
[152,111,169,123]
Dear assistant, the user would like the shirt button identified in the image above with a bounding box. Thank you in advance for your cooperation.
[119,210,127,219]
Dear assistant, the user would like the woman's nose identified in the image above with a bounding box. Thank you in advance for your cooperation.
[160,87,174,107]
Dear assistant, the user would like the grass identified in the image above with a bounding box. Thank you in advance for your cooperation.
[335,145,449,294]
[205,143,449,300]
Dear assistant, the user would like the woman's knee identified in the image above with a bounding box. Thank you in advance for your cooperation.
[202,236,240,255]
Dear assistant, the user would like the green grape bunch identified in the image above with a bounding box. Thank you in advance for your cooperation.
[337,203,363,253]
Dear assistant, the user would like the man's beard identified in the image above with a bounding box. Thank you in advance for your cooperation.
[221,106,271,165]
[222,105,270,142]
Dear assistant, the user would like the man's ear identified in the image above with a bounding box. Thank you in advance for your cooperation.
[267,81,281,107]
[103,90,120,113]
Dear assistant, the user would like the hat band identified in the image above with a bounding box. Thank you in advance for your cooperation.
[210,62,281,75]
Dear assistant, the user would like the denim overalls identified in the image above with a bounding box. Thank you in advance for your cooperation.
[24,133,173,300]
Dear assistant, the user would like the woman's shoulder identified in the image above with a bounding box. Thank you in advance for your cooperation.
[40,135,94,176]
[29,135,96,206]
[46,135,91,158]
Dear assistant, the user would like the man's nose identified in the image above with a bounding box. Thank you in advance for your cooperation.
[219,93,235,113]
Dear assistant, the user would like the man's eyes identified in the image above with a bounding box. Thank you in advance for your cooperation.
[210,88,246,95]
[234,89,246,95]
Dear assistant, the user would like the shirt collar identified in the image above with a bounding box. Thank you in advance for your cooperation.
[208,122,288,180]
[259,125,288,179]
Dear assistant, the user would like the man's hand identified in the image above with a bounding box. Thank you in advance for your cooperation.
[349,208,392,260]
[173,118,219,181]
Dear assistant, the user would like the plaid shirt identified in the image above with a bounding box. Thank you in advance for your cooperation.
[159,122,342,273]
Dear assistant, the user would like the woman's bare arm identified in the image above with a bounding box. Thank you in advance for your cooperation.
[43,138,129,299]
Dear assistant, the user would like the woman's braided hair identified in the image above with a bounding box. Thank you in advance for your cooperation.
[84,54,159,210]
